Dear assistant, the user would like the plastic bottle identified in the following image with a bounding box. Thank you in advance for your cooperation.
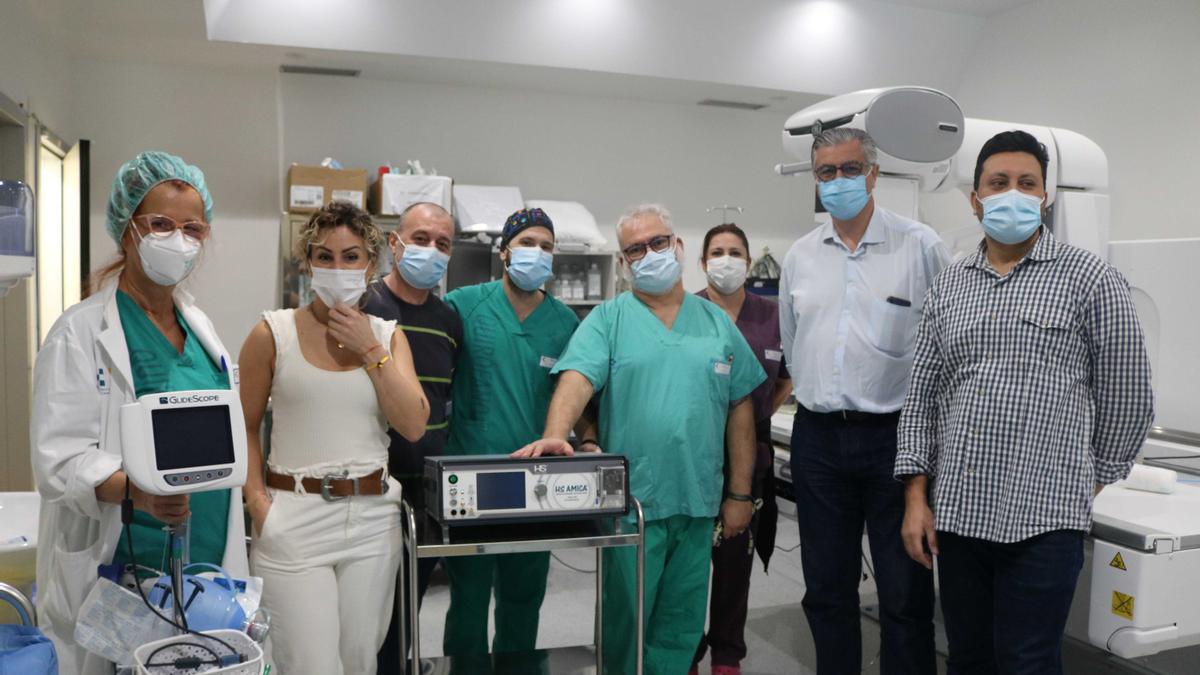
[587,263,602,300]
[565,272,576,301]
[575,268,586,301]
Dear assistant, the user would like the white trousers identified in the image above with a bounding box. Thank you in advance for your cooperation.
[251,482,402,675]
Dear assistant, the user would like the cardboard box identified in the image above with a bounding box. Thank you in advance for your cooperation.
[369,173,453,216]
[286,165,368,213]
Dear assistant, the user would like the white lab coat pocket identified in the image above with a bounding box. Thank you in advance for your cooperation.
[43,540,99,637]
[868,298,917,357]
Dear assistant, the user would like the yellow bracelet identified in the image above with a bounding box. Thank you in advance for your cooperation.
[365,354,391,371]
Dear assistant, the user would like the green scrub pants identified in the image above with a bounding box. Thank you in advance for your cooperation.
[602,515,713,675]
[443,552,551,657]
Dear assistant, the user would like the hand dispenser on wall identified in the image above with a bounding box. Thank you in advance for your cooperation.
[0,180,34,297]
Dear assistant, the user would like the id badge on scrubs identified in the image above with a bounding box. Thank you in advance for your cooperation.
[539,355,558,369]
[765,349,783,362]
[713,361,731,376]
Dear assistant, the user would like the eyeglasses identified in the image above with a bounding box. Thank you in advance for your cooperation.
[813,161,871,183]
[131,214,210,241]
[621,234,674,262]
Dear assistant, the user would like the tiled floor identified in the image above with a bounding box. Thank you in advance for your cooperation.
[415,506,937,674]
[413,503,1195,674]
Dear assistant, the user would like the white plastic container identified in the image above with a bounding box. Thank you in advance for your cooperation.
[133,629,263,675]
[587,263,602,300]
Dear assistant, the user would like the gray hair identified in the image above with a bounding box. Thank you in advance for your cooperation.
[616,203,673,245]
[811,127,879,166]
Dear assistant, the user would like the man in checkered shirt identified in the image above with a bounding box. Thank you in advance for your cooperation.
[894,130,1154,674]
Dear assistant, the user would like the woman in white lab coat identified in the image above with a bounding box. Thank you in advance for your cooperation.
[31,151,247,675]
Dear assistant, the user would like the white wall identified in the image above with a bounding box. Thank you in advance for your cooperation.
[60,66,817,355]
[0,1,75,140]
[74,60,280,357]
[0,2,77,490]
[954,0,1200,242]
[280,73,815,293]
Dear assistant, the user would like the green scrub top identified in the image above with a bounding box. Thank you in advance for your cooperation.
[111,290,231,574]
[445,281,579,457]
[552,292,765,521]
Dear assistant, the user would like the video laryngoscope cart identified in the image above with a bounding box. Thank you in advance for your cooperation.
[396,454,646,674]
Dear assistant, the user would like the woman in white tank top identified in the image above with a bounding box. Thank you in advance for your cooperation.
[237,202,428,675]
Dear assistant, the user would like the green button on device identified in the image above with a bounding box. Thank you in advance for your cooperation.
[449,474,458,485]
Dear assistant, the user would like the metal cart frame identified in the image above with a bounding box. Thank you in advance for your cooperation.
[396,498,645,675]
[0,582,35,627]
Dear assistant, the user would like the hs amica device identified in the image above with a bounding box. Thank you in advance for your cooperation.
[425,454,629,525]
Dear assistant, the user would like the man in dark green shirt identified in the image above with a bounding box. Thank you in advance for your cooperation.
[365,202,462,675]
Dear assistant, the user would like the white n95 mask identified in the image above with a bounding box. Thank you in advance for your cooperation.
[136,229,201,286]
[705,255,748,296]
[310,267,367,307]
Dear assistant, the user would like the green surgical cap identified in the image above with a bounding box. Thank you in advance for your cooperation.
[105,151,213,244]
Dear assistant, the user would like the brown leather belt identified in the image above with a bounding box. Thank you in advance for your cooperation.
[265,468,388,502]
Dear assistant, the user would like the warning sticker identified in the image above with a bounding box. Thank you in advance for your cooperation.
[1112,591,1134,620]
[1110,552,1127,571]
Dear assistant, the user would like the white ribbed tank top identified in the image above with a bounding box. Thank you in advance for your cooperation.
[263,309,396,476]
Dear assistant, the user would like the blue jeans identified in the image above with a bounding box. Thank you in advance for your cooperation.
[937,530,1084,675]
[791,408,936,675]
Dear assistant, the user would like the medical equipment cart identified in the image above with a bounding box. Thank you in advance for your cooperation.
[396,497,646,675]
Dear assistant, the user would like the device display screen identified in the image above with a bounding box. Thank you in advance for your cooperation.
[476,471,526,510]
[152,405,235,470]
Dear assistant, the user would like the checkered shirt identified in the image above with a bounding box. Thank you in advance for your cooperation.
[894,228,1154,543]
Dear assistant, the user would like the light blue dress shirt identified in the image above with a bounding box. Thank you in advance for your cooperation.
[779,204,951,413]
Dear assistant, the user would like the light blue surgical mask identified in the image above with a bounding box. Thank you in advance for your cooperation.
[396,240,449,289]
[818,175,871,221]
[631,246,681,295]
[977,189,1044,245]
[506,247,554,291]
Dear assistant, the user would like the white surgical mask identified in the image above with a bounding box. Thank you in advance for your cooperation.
[396,240,450,289]
[705,255,748,296]
[310,267,367,307]
[135,229,201,287]
[630,241,682,295]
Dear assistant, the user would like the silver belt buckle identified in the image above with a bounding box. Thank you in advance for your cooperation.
[320,471,357,502]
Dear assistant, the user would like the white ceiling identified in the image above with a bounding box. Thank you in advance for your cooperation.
[36,0,1037,111]
[202,0,997,98]
[875,0,1035,16]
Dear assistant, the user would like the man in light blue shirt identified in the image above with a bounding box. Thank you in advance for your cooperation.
[779,127,950,674]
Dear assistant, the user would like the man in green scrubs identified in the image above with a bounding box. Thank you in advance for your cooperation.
[515,204,765,675]
[442,208,591,666]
